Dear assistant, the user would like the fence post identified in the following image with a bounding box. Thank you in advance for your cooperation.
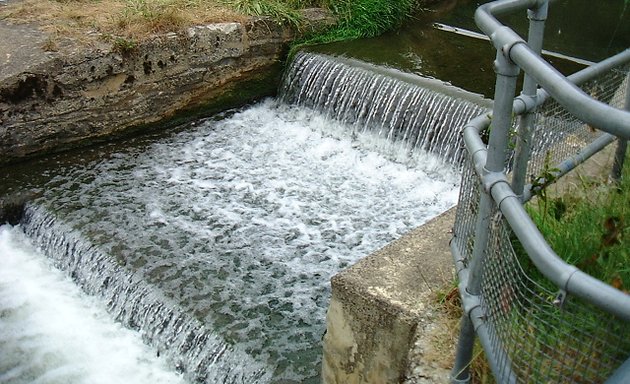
[511,1,548,197]
[450,47,520,383]
[611,76,630,180]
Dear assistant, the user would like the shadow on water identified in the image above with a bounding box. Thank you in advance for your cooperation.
[312,0,628,98]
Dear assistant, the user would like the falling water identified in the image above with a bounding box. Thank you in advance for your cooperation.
[280,52,491,164]
[15,205,271,384]
[0,51,489,383]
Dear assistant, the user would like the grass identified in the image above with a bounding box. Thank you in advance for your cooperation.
[0,0,243,43]
[294,0,424,47]
[508,152,630,381]
[525,152,630,293]
[437,151,630,383]
[0,0,426,52]
[434,283,496,384]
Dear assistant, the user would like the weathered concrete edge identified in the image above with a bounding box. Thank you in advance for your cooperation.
[320,141,623,384]
[322,207,456,384]
[0,9,335,165]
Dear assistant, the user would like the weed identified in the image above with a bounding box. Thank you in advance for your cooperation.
[42,36,59,52]
[433,282,496,384]
[222,0,304,28]
[526,151,630,291]
[292,0,423,50]
[111,36,138,55]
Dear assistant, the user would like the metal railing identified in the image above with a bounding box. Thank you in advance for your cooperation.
[449,1,630,383]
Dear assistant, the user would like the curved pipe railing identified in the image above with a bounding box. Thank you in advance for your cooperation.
[451,1,630,383]
[471,0,630,320]
[460,112,630,321]
[475,1,630,139]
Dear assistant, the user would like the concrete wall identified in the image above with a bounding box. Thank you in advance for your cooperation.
[322,208,456,384]
[0,11,334,164]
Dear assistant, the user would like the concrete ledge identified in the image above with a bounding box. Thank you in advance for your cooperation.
[0,11,336,164]
[322,208,456,383]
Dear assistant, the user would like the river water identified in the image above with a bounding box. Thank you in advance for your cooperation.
[0,101,461,383]
[0,226,187,384]
[313,0,629,97]
[1,0,627,382]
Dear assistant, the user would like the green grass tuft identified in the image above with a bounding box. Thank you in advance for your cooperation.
[293,0,422,48]
[221,0,306,27]
[327,0,418,37]
[525,154,630,292]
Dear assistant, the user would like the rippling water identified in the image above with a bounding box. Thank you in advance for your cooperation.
[1,100,460,382]
[0,226,187,384]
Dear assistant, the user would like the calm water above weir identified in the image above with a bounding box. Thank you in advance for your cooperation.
[313,0,629,97]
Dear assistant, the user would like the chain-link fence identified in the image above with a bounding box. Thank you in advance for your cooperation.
[450,1,630,383]
[454,151,630,383]
[527,64,630,181]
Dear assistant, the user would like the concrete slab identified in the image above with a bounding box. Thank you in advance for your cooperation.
[322,208,456,384]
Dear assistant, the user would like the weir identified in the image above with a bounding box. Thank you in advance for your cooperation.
[0,52,489,383]
[280,52,491,164]
[20,205,270,384]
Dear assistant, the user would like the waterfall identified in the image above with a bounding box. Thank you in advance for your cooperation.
[280,51,491,164]
[19,204,271,384]
[1,51,476,384]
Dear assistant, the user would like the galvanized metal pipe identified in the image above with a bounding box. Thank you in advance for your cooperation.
[511,49,630,117]
[469,305,518,384]
[452,3,630,382]
[605,357,630,384]
[521,133,617,202]
[476,0,630,139]
[452,29,522,383]
[611,76,630,180]
[511,45,630,139]
[459,108,630,321]
[451,315,474,383]
[511,0,548,197]
[490,181,630,321]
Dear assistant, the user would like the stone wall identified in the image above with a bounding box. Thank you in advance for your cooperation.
[0,11,333,164]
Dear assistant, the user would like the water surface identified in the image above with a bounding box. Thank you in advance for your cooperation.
[1,101,460,382]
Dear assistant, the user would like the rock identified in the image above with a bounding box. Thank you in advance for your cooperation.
[0,10,336,164]
[0,191,37,225]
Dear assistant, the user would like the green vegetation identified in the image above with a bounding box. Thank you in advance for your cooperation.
[221,0,424,41]
[1,0,424,50]
[525,153,629,293]
[297,0,423,46]
[434,283,495,384]
[222,0,310,27]
[506,152,630,382]
[219,0,426,49]
[110,36,139,55]
[437,152,630,383]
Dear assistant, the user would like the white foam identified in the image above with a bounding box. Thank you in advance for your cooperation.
[0,225,186,384]
[22,99,460,381]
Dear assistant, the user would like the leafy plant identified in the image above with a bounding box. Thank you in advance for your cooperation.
[111,36,139,55]
[525,151,629,291]
[528,151,560,225]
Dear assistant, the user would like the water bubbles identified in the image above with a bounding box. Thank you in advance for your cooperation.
[11,97,460,383]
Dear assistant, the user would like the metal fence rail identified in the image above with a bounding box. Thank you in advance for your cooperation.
[449,1,630,383]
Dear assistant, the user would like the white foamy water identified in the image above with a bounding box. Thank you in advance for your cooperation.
[13,99,460,382]
[0,225,187,384]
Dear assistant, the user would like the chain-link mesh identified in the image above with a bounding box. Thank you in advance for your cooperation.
[480,214,630,383]
[452,60,630,383]
[527,64,629,180]
[452,155,481,268]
